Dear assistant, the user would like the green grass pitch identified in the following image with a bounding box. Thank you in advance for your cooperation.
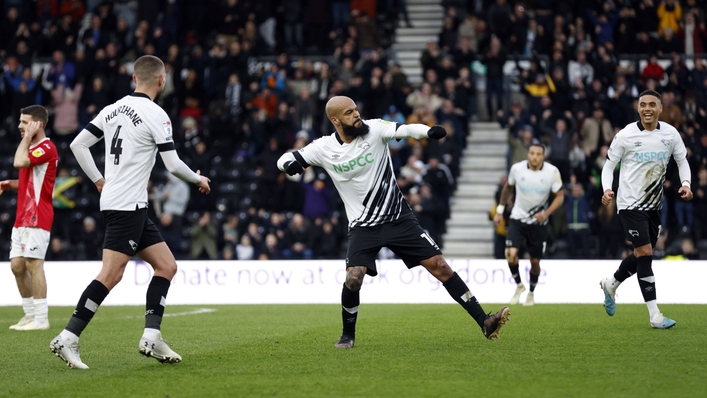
[1,303,706,397]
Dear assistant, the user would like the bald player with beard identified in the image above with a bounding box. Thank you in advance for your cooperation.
[278,96,511,349]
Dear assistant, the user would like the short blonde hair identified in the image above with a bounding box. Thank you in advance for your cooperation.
[133,55,164,84]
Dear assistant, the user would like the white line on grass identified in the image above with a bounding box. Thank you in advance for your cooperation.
[124,308,217,319]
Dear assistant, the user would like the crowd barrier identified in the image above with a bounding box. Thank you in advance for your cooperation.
[1,259,705,306]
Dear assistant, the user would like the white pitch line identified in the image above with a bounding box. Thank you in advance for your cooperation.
[124,308,217,319]
[164,308,217,317]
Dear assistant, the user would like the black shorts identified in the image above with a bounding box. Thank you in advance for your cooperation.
[619,209,661,248]
[102,207,164,256]
[346,217,442,276]
[506,219,548,259]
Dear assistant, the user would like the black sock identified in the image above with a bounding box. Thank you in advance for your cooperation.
[614,253,638,282]
[508,263,521,284]
[443,272,487,327]
[529,272,539,292]
[65,280,109,337]
[636,255,656,302]
[341,284,359,338]
[145,276,171,330]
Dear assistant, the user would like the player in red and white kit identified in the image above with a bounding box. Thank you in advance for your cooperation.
[0,105,58,331]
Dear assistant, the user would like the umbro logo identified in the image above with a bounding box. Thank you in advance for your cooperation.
[661,139,670,147]
[129,240,138,251]
[331,154,341,160]
[358,141,370,150]
[645,286,654,292]
[628,229,640,237]
[634,141,642,147]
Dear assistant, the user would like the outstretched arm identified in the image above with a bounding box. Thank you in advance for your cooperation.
[391,124,447,141]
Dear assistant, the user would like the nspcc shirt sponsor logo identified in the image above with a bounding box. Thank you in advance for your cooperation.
[635,151,669,162]
[332,153,374,173]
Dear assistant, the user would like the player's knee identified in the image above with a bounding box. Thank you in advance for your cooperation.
[345,266,366,291]
[504,249,517,262]
[155,259,178,279]
[10,261,26,275]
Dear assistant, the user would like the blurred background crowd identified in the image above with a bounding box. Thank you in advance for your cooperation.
[0,0,705,261]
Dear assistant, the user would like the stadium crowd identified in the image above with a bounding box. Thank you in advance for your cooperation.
[0,0,705,261]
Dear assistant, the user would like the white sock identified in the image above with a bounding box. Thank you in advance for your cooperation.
[34,298,48,322]
[646,300,661,321]
[22,297,35,317]
[60,329,79,343]
[607,276,620,291]
[143,328,161,340]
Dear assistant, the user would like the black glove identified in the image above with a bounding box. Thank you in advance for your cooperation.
[427,125,447,140]
[284,160,304,176]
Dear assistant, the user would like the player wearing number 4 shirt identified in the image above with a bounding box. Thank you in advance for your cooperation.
[599,90,692,329]
[50,55,211,370]
[1,105,57,331]
[494,144,564,307]
[277,96,510,349]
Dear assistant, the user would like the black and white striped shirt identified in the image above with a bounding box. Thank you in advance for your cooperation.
[605,121,689,211]
[278,119,430,228]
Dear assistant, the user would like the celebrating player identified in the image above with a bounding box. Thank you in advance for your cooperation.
[599,90,692,329]
[277,96,510,349]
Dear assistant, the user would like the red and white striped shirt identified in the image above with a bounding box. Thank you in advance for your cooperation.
[15,138,58,231]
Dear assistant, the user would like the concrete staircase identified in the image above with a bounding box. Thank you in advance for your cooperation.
[392,0,444,86]
[443,122,507,258]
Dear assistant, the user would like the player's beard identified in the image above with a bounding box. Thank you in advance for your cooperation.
[341,119,370,138]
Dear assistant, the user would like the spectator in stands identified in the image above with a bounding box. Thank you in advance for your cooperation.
[659,91,683,127]
[438,16,459,54]
[261,233,283,260]
[45,237,73,261]
[641,54,666,84]
[50,82,82,142]
[657,0,682,36]
[424,157,454,219]
[678,12,707,57]
[508,125,540,169]
[78,216,102,261]
[657,27,683,56]
[190,211,218,260]
[541,114,575,182]
[694,167,707,240]
[282,213,314,260]
[565,182,593,258]
[420,41,442,75]
[482,37,507,121]
[585,7,620,46]
[236,234,256,260]
[499,99,531,137]
[581,107,614,158]
[406,82,443,116]
[151,172,190,238]
[80,75,110,128]
[568,50,594,89]
[314,222,340,259]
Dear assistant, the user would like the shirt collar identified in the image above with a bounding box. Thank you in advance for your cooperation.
[130,92,151,100]
[637,120,661,131]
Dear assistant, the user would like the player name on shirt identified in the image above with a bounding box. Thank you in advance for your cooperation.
[104,104,143,126]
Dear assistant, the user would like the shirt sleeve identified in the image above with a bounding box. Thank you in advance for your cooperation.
[551,166,563,193]
[146,108,176,152]
[29,141,58,166]
[507,164,517,186]
[606,130,625,162]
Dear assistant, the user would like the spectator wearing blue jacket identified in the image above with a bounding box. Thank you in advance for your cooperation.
[565,182,593,258]
[586,8,620,46]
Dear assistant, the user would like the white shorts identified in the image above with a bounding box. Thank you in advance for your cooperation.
[10,227,51,260]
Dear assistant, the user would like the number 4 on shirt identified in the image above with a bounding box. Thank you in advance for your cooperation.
[111,125,123,165]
